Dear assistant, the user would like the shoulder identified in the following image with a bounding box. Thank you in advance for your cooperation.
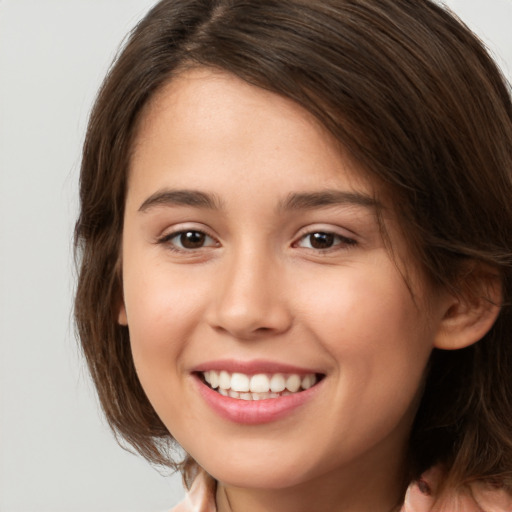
[169,470,217,512]
[403,466,512,512]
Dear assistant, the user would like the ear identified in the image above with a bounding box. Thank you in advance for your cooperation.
[118,302,128,326]
[434,265,502,350]
[114,257,128,326]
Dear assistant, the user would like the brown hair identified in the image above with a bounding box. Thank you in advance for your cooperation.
[75,0,512,489]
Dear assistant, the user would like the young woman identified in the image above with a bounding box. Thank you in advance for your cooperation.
[75,1,512,510]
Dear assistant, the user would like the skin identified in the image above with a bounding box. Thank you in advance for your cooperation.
[118,68,467,512]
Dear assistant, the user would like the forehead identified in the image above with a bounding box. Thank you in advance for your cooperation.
[129,67,375,201]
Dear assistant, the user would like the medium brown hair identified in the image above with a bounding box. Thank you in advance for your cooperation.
[75,0,512,488]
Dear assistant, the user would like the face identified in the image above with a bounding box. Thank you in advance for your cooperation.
[120,68,448,494]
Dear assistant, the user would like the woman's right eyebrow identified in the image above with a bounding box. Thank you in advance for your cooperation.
[138,189,223,212]
[137,188,380,214]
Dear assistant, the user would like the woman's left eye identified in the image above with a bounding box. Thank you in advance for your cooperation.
[296,231,356,250]
[159,230,218,250]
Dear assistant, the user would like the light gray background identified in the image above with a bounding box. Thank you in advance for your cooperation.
[0,1,511,511]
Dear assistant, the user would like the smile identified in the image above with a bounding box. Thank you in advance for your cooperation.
[201,371,319,400]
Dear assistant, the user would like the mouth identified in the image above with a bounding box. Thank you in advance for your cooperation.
[198,370,323,401]
[193,363,326,424]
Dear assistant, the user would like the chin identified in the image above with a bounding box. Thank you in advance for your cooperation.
[196,448,319,490]
[213,466,309,490]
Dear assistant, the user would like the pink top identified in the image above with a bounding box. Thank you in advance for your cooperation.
[170,466,512,512]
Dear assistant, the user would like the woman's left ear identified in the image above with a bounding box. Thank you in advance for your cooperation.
[434,264,502,350]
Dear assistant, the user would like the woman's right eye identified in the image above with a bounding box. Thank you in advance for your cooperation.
[159,230,218,251]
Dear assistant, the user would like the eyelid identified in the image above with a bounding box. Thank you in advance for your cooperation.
[156,224,220,251]
[292,225,358,251]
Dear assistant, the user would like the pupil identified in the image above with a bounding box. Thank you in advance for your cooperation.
[310,232,334,249]
[181,231,205,249]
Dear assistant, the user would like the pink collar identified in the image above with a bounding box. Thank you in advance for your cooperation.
[171,466,512,512]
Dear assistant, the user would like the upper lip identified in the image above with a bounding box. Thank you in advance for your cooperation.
[192,359,323,375]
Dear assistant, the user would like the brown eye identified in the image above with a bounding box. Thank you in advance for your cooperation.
[308,232,335,249]
[296,231,356,251]
[179,231,207,249]
[161,230,218,251]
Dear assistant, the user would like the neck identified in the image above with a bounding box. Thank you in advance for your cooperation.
[215,451,408,512]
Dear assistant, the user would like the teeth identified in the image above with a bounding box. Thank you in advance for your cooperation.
[231,373,250,392]
[301,374,315,390]
[209,371,219,389]
[285,374,301,392]
[250,374,270,393]
[219,370,231,389]
[201,370,318,399]
[270,374,286,393]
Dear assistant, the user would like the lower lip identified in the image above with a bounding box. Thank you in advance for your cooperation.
[194,375,322,425]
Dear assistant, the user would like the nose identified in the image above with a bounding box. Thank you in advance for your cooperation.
[206,249,293,340]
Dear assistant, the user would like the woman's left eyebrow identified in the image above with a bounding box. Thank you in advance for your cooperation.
[278,190,381,212]
[138,188,380,213]
[138,189,223,212]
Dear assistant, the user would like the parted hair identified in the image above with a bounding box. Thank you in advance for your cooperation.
[75,0,512,488]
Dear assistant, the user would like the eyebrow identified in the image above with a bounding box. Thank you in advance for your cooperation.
[279,190,381,212]
[138,188,380,214]
[138,189,223,212]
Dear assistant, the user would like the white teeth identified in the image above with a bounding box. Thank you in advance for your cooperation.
[285,374,301,392]
[209,371,219,389]
[270,373,286,393]
[219,370,231,390]
[250,374,270,393]
[301,374,316,390]
[202,370,319,399]
[231,373,250,392]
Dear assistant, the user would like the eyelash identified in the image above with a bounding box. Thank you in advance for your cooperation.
[294,231,357,252]
[157,229,357,253]
[157,229,219,252]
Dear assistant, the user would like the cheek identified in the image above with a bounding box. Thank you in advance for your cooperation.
[121,269,207,426]
[298,263,429,343]
[296,263,434,395]
[121,259,206,373]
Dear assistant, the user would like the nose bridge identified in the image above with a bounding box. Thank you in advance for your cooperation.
[208,242,291,339]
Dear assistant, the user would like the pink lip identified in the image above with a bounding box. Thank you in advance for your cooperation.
[192,361,324,425]
[193,359,321,375]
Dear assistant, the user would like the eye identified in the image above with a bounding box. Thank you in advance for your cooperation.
[296,231,356,250]
[160,230,218,250]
